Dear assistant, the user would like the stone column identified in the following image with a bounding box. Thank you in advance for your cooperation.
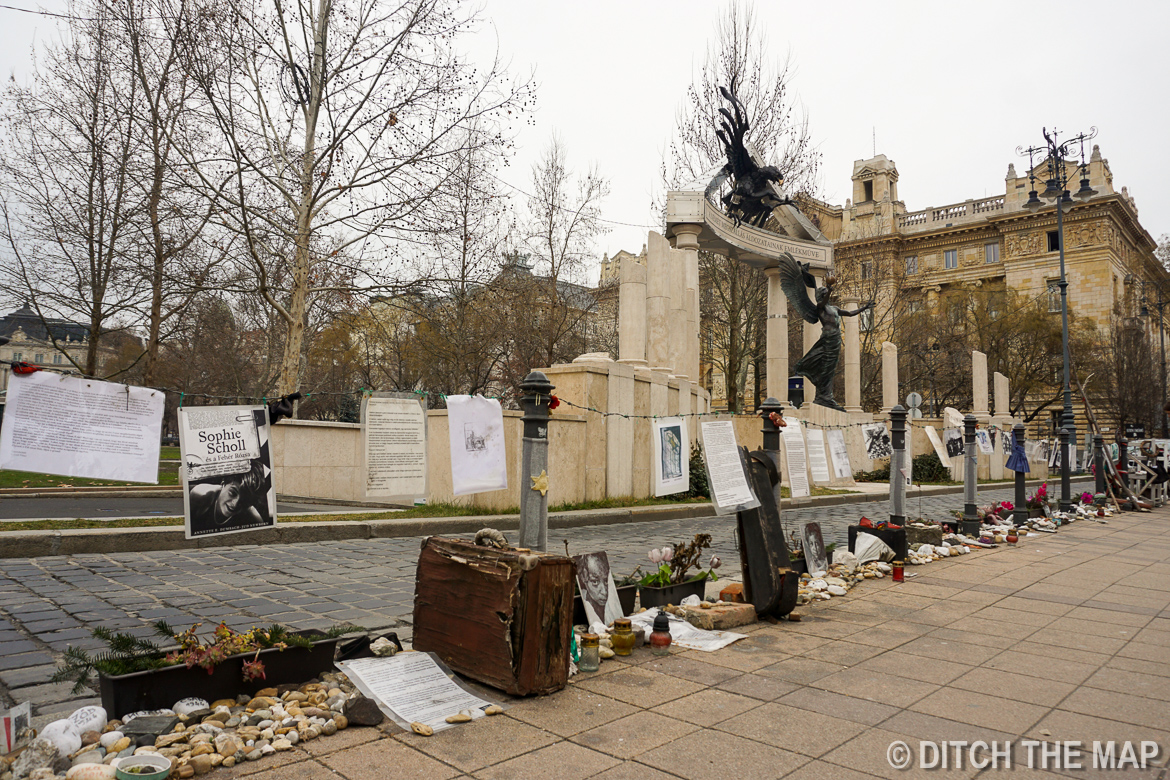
[674,224,702,384]
[972,350,989,418]
[668,241,690,381]
[993,372,1009,417]
[617,252,647,366]
[881,341,899,415]
[645,231,673,374]
[842,295,862,412]
[764,268,789,401]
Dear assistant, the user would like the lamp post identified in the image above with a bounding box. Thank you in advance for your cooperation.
[1018,127,1097,511]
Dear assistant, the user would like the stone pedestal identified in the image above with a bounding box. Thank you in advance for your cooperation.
[881,342,899,415]
[764,268,789,402]
[972,350,989,418]
[842,296,862,413]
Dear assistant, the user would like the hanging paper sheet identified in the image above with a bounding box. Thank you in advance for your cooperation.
[805,429,832,485]
[862,423,892,460]
[0,372,163,483]
[782,421,810,498]
[924,425,951,468]
[363,395,427,499]
[446,395,507,496]
[179,405,276,539]
[699,420,758,514]
[827,429,852,479]
[653,417,689,496]
[975,429,994,454]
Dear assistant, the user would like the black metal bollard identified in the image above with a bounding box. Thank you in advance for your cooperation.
[889,405,907,526]
[518,370,554,551]
[963,414,980,537]
[1013,423,1026,526]
[1059,425,1072,512]
[759,397,785,509]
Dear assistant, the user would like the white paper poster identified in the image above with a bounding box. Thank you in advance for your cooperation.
[338,653,497,733]
[862,423,892,460]
[924,425,951,468]
[446,395,507,496]
[653,417,689,497]
[781,421,810,498]
[0,372,164,483]
[1001,429,1013,457]
[179,405,276,539]
[975,429,994,454]
[805,428,832,485]
[363,395,427,498]
[699,420,758,514]
[827,429,852,479]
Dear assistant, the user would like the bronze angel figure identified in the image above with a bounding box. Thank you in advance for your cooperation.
[705,86,790,228]
[776,253,873,410]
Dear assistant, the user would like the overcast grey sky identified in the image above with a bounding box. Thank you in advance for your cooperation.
[1,0,1165,285]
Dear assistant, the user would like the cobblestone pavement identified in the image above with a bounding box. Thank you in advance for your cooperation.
[0,484,1048,720]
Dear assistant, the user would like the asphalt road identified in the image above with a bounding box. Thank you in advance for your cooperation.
[0,496,388,521]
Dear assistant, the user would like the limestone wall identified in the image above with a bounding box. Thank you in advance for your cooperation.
[271,412,589,510]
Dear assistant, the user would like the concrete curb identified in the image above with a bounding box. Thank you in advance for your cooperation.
[0,477,1090,558]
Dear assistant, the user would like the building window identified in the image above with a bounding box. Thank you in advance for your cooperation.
[905,255,918,274]
[1047,231,1061,252]
[988,292,1005,320]
[53,354,63,364]
[1047,280,1061,313]
[907,299,923,314]
[34,353,43,363]
[944,249,958,269]
[985,242,1000,263]
[863,181,873,201]
[11,352,21,362]
[859,307,873,332]
[860,260,873,280]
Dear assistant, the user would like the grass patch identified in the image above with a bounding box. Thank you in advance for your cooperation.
[779,486,857,497]
[0,468,179,489]
[160,446,181,460]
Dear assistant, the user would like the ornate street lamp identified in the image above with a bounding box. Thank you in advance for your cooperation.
[1017,127,1097,511]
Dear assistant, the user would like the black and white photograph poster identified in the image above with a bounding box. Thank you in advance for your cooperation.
[178,405,276,540]
[975,428,994,455]
[944,427,964,459]
[652,417,688,496]
[862,422,892,460]
[573,552,623,627]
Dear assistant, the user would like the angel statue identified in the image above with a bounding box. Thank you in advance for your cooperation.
[777,253,874,410]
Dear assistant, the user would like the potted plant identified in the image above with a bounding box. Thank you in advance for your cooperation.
[638,533,722,608]
[1026,483,1049,517]
[52,621,359,718]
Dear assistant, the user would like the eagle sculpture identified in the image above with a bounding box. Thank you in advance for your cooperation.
[704,86,791,228]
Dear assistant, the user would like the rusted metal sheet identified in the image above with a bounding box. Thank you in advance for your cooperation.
[412,537,575,696]
[736,449,798,617]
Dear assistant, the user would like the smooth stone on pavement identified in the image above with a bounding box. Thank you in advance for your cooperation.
[344,696,384,727]
[667,602,756,630]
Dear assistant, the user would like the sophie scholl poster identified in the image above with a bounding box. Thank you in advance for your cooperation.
[178,405,277,539]
[652,417,689,497]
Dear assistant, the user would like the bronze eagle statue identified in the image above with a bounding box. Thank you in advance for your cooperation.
[704,86,791,228]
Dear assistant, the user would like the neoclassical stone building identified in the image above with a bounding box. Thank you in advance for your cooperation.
[802,145,1165,437]
[0,303,90,403]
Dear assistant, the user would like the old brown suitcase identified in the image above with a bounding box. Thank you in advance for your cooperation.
[412,537,576,696]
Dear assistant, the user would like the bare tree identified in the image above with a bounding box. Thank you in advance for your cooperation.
[0,0,145,376]
[180,0,532,395]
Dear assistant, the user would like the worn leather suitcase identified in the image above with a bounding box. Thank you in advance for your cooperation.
[735,449,799,617]
[412,537,575,696]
